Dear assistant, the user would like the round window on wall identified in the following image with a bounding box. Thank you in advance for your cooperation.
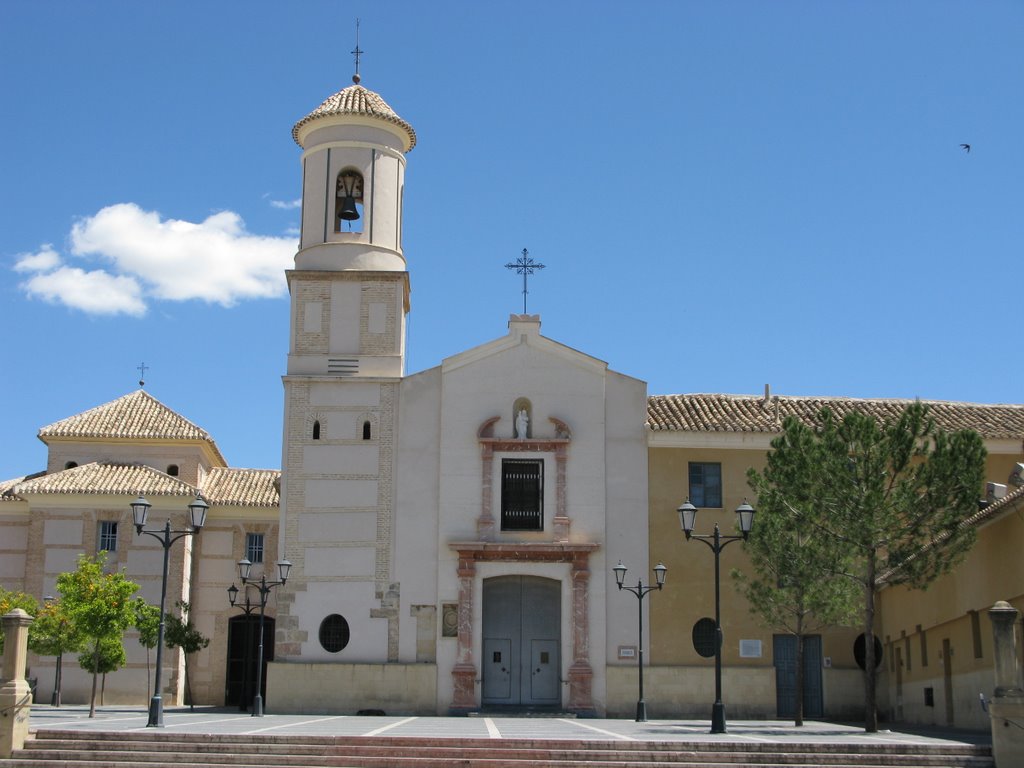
[319,614,350,653]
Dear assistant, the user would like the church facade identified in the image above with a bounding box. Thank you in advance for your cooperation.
[3,77,1024,727]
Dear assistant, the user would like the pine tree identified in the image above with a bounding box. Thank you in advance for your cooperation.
[746,402,985,732]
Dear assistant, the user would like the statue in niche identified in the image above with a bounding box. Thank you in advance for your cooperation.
[515,409,529,439]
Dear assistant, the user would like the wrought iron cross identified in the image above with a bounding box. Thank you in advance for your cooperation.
[351,18,364,83]
[505,248,546,314]
[137,362,148,387]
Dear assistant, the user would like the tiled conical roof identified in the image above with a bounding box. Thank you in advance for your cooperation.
[292,83,416,151]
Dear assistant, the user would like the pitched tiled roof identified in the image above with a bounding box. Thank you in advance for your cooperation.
[13,462,196,498]
[292,83,416,150]
[38,390,227,463]
[202,467,280,507]
[647,394,1024,439]
[0,473,39,502]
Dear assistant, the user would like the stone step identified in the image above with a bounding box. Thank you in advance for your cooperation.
[13,744,994,767]
[0,730,993,768]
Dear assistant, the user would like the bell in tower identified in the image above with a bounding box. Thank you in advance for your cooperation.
[336,169,363,226]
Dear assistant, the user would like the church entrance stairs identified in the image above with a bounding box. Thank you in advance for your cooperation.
[1,729,993,768]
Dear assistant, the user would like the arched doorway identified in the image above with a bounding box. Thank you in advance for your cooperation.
[225,614,275,710]
[482,575,560,710]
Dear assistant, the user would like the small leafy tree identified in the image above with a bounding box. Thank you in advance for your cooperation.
[164,601,209,709]
[57,553,139,717]
[741,417,860,725]
[749,402,985,732]
[133,599,162,701]
[77,634,126,706]
[0,588,39,657]
[30,598,85,707]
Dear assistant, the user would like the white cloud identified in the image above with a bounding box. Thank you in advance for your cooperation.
[270,198,301,209]
[14,245,61,273]
[21,266,146,316]
[15,203,297,315]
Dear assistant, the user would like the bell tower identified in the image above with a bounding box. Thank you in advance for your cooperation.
[277,74,416,664]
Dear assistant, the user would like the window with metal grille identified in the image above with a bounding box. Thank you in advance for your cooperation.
[689,462,723,508]
[246,532,265,564]
[500,459,543,531]
[98,521,118,553]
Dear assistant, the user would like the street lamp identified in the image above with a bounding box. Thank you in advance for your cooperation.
[131,493,208,727]
[676,498,755,734]
[612,559,667,722]
[42,595,63,708]
[236,556,291,716]
[226,584,259,711]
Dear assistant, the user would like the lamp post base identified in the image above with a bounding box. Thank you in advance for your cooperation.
[147,695,164,727]
[710,701,726,734]
[635,700,647,723]
[252,693,264,717]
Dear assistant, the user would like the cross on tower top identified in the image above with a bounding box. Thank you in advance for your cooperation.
[137,362,148,387]
[505,248,546,314]
[351,18,364,84]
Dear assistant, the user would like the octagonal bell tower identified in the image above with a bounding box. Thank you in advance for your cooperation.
[277,75,416,666]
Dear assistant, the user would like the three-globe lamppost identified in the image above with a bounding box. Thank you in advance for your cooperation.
[677,498,755,734]
[612,559,667,723]
[130,493,208,728]
[231,556,291,717]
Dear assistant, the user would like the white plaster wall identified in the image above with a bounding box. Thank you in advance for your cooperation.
[303,445,378,475]
[310,382,380,407]
[292,580,387,661]
[422,318,648,713]
[329,281,361,354]
[603,369,651,677]
[394,367,442,663]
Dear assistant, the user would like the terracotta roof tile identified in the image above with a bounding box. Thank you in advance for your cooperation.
[38,390,227,463]
[13,462,196,498]
[647,393,1024,439]
[0,473,39,502]
[202,467,280,507]
[292,83,416,150]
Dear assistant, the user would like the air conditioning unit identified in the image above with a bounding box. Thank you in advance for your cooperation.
[1009,462,1024,488]
[986,482,1008,502]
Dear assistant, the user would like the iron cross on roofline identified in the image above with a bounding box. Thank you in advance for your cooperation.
[505,248,546,314]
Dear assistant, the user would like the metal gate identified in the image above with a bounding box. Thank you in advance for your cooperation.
[482,576,560,709]
[773,634,823,718]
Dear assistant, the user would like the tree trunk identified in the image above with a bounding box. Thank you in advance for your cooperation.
[101,672,106,706]
[184,656,193,710]
[88,641,100,718]
[146,646,151,701]
[863,556,878,732]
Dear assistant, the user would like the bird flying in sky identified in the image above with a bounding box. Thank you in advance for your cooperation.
[960,143,971,153]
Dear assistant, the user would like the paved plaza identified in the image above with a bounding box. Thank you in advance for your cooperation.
[24,705,990,748]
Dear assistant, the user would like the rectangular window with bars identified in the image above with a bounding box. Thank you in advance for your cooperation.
[500,459,543,531]
[98,521,118,553]
[246,532,265,564]
[689,462,723,508]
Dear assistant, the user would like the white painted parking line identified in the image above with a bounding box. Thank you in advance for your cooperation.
[362,716,417,736]
[561,718,637,741]
[243,715,349,734]
[483,717,501,738]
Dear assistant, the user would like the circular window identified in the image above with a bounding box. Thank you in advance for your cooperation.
[319,614,350,653]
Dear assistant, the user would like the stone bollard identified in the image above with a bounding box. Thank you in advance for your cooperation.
[0,608,34,758]
[988,601,1024,768]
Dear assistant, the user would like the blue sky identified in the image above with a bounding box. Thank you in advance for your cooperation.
[1,1,1021,480]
